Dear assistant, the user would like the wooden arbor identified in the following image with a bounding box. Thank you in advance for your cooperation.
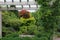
[0,0,40,10]
[0,0,40,38]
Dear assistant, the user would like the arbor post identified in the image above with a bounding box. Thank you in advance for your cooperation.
[0,11,2,38]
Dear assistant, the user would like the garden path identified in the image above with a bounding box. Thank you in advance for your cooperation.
[55,38,60,40]
[53,37,60,40]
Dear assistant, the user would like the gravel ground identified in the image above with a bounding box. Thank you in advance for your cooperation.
[54,38,60,40]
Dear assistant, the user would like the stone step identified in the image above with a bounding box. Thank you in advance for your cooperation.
[19,35,34,37]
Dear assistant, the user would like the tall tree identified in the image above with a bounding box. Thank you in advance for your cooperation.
[34,0,60,40]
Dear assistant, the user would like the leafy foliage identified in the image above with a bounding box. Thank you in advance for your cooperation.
[33,0,60,40]
[2,11,36,37]
[2,0,60,40]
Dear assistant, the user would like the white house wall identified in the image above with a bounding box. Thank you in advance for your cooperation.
[0,0,4,2]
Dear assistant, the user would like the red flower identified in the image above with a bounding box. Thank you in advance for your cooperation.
[19,9,30,19]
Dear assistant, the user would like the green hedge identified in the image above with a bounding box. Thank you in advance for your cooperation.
[1,37,41,40]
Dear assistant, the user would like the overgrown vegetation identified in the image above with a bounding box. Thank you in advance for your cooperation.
[2,10,36,36]
[35,0,60,39]
[2,0,60,40]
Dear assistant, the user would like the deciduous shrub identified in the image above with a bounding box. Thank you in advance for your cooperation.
[2,11,36,37]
